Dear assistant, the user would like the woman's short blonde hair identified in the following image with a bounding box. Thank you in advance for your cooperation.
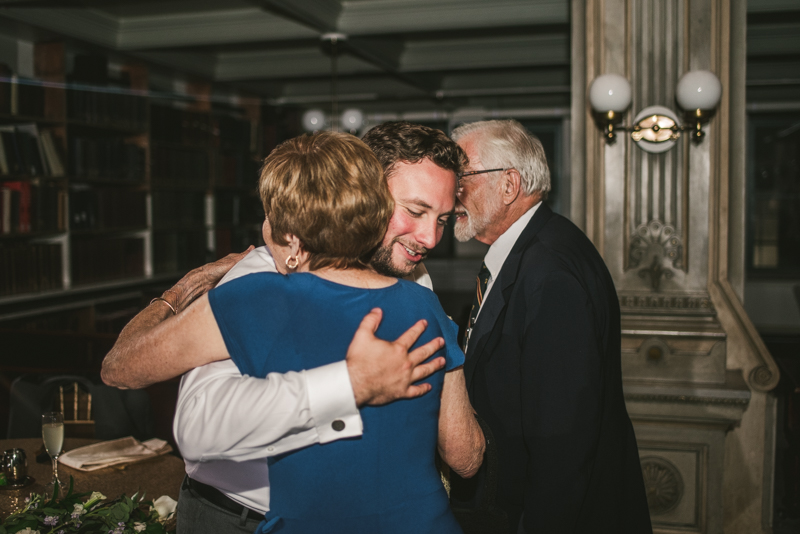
[259,131,393,270]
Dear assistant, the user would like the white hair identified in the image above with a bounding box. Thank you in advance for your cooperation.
[451,119,551,197]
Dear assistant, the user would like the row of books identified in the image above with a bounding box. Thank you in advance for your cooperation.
[217,115,252,151]
[71,236,145,286]
[0,65,46,118]
[67,86,148,130]
[152,230,209,274]
[217,151,260,188]
[0,242,63,296]
[151,104,215,146]
[151,145,210,186]
[70,137,145,181]
[215,227,263,260]
[1,181,66,234]
[70,186,147,231]
[215,191,263,226]
[0,124,64,177]
[151,190,205,228]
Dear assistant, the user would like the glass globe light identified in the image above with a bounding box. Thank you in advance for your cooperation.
[302,109,326,132]
[340,109,364,132]
[676,70,721,111]
[589,74,632,113]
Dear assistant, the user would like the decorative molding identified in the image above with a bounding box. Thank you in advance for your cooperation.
[626,0,688,278]
[624,392,750,406]
[749,364,777,391]
[630,220,683,269]
[618,294,715,313]
[640,456,684,514]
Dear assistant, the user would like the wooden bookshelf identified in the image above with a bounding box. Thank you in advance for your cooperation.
[0,41,266,303]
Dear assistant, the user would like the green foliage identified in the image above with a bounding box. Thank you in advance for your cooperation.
[0,477,175,534]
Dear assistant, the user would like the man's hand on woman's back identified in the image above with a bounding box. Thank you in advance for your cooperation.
[346,308,446,406]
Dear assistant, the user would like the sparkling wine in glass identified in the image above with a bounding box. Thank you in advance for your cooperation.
[42,412,65,498]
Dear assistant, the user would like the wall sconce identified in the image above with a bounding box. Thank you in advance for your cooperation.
[589,70,722,153]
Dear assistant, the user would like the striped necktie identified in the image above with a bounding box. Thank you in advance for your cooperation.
[463,262,490,352]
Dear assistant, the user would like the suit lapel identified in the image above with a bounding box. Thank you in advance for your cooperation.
[464,203,555,389]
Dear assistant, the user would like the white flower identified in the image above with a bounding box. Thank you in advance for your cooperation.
[17,528,40,534]
[133,522,147,532]
[152,495,177,520]
[72,503,86,517]
[88,491,106,502]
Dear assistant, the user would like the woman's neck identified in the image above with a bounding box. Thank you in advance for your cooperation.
[305,266,397,289]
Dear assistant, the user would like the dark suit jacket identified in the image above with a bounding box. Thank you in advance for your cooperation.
[451,204,652,533]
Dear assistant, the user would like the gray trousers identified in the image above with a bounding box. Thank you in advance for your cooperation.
[176,478,263,534]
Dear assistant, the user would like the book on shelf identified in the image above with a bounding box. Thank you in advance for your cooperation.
[0,123,54,177]
[71,235,145,286]
[0,241,62,296]
[40,130,65,177]
[1,180,66,234]
[3,181,31,233]
[70,184,147,231]
[70,136,144,181]
[151,145,210,186]
[153,230,208,274]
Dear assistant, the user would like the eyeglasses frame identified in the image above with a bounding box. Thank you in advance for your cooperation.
[457,168,510,188]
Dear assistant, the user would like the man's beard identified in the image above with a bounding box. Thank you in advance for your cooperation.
[370,239,427,278]
[454,195,503,242]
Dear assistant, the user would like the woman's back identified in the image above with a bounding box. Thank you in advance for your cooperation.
[208,272,464,534]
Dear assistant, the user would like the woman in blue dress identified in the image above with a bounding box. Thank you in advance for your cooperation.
[104,131,483,533]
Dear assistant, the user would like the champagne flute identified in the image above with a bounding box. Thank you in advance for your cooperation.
[42,412,65,498]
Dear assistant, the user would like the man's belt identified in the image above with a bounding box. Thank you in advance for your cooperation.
[184,476,264,522]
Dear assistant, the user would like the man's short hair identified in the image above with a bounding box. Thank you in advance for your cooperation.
[259,131,393,270]
[451,119,551,197]
[362,121,468,179]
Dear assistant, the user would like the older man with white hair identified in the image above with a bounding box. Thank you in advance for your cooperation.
[448,119,652,534]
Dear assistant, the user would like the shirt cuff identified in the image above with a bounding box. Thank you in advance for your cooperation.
[303,360,363,443]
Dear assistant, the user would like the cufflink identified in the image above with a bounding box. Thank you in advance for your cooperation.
[331,420,345,432]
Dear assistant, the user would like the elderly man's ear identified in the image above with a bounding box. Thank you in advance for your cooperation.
[502,169,522,205]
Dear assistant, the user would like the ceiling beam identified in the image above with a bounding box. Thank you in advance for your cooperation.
[1,1,569,51]
[339,0,568,34]
[258,0,341,33]
[748,22,800,56]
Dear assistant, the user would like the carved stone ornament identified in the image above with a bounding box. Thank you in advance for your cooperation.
[640,456,684,515]
[749,365,776,392]
[629,220,684,292]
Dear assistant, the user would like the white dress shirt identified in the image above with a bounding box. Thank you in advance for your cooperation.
[476,202,541,320]
[174,245,433,513]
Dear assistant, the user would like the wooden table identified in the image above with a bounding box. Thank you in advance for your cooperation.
[0,438,185,519]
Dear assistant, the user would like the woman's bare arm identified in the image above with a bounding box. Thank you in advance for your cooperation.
[100,249,251,389]
[102,293,230,389]
[437,367,485,478]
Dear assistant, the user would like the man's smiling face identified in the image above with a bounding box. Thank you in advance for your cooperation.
[370,158,457,278]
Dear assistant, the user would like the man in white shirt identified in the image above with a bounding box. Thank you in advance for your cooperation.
[102,122,467,533]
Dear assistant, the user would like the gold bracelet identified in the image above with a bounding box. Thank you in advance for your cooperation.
[150,297,177,315]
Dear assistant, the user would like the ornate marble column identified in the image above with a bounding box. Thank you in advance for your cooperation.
[572,0,779,532]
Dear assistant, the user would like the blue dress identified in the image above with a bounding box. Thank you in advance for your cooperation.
[208,272,465,534]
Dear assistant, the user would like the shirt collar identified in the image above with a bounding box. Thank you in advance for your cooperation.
[483,201,542,281]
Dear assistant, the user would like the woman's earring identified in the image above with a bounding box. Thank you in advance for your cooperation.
[285,256,299,270]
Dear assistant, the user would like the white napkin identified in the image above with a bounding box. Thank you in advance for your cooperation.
[59,437,172,472]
